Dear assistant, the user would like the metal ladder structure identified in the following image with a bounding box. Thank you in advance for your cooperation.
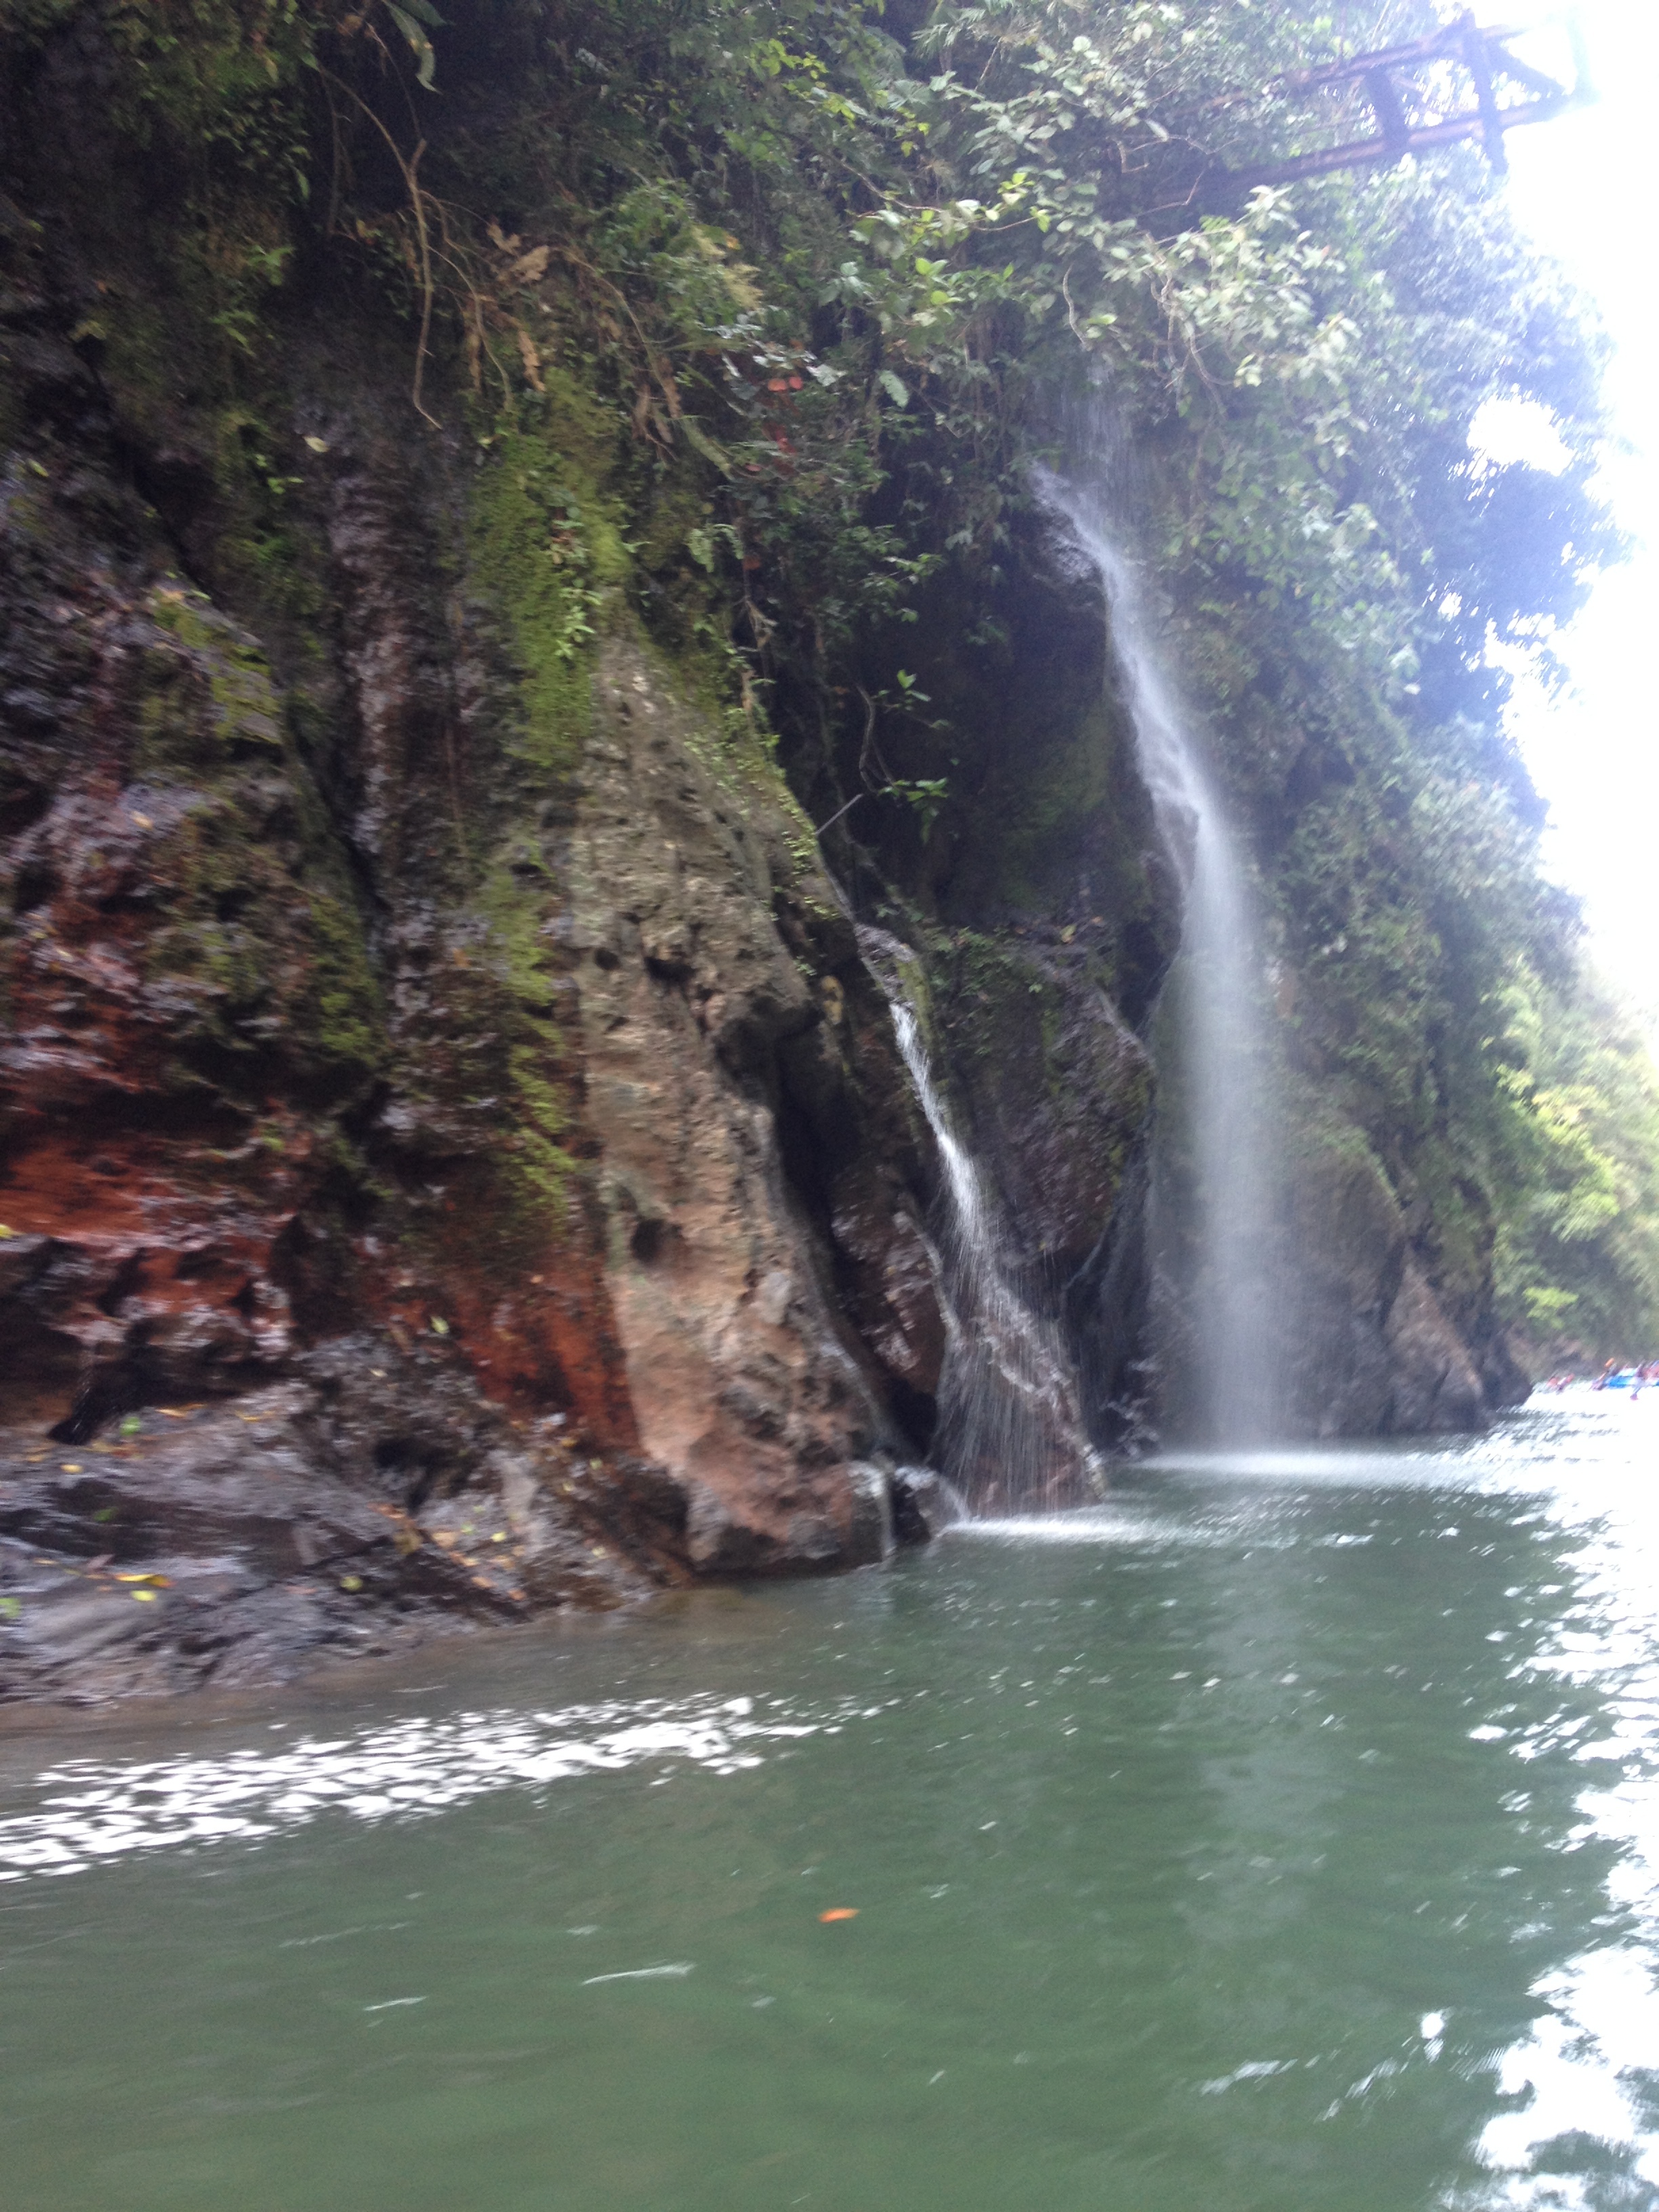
[1218,9,1593,194]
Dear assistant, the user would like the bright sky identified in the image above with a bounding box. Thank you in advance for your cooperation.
[1467,2,1659,1020]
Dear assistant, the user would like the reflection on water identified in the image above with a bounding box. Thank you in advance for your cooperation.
[2,1396,1659,2211]
[0,1696,869,1881]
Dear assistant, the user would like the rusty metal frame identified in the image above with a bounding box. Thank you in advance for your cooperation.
[1217,9,1593,194]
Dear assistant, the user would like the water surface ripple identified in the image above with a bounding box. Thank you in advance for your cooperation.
[4,1397,1659,2211]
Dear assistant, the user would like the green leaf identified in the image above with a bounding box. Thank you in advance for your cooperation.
[878,369,909,409]
[680,417,734,476]
[386,3,439,89]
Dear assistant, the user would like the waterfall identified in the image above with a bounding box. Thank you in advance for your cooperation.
[1041,475,1283,1443]
[860,931,1100,1513]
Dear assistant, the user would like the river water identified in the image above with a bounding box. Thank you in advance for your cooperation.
[5,1397,1659,2211]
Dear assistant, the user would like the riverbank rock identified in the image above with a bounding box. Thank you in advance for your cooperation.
[564,639,934,1575]
[0,1355,649,1704]
[891,1466,966,1544]
[1281,1134,1489,1436]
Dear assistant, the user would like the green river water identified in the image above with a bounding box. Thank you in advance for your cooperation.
[5,1397,1659,2211]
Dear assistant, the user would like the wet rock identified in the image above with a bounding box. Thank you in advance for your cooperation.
[938,937,1154,1290]
[1383,1261,1485,1433]
[565,638,944,1574]
[0,1411,388,1578]
[844,1461,897,1565]
[827,1158,947,1398]
[890,1465,966,1544]
[19,1586,157,1666]
[680,1458,890,1576]
[1281,1139,1488,1437]
[0,1371,661,1704]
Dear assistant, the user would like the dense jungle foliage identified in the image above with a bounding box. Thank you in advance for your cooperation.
[3,0,1655,1366]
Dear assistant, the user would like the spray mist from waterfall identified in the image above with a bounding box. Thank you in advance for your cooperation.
[1041,472,1284,1443]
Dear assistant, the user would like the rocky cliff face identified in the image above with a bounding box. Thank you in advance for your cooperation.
[0,1,1525,1704]
[0,248,954,1697]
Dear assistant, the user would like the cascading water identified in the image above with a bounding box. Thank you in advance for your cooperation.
[1041,472,1283,1442]
[859,931,1099,1513]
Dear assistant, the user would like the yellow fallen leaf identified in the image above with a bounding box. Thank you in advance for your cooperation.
[338,1574,364,1593]
[60,1462,82,1473]
[130,1589,158,1603]
[131,812,153,828]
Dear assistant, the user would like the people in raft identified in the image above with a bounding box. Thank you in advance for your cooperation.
[1540,1361,1659,1393]
[1584,1359,1659,1393]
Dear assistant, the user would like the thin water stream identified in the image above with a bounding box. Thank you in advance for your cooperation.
[887,994,1092,1510]
[5,1398,1659,2211]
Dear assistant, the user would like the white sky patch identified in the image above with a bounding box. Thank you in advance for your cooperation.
[1492,0,1659,1025]
[1468,395,1572,476]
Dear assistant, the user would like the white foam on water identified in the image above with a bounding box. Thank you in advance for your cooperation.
[1145,1446,1465,1487]
[949,1509,1223,1549]
[582,1963,695,1986]
[0,1692,861,1886]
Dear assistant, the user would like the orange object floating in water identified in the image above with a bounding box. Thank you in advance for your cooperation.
[818,1908,859,1923]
